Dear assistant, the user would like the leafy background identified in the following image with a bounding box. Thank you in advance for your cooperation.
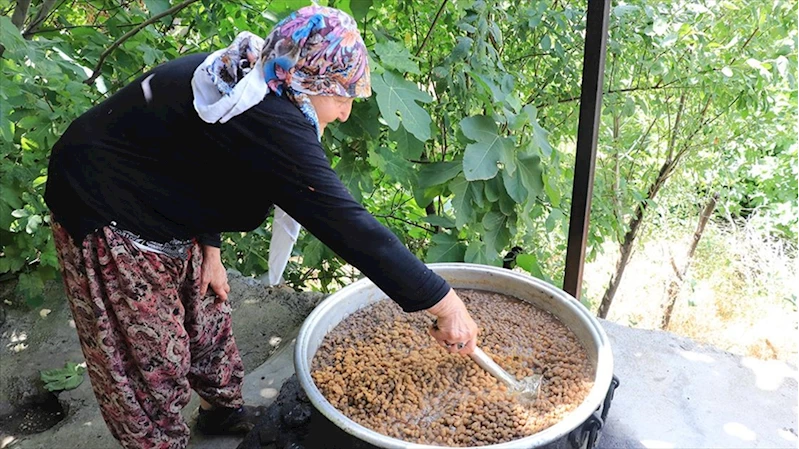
[1,0,796,358]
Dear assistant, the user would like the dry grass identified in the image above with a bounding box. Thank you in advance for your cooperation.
[582,218,798,362]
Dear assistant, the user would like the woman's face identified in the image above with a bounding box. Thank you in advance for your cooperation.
[308,95,354,129]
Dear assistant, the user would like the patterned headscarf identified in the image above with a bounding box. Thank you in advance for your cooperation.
[191,4,371,134]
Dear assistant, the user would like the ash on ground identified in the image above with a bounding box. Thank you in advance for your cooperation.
[237,374,378,449]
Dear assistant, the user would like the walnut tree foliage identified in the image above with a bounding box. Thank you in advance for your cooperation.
[1,0,795,307]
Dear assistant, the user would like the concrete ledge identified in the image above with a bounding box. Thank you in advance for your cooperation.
[598,320,797,449]
[2,277,795,449]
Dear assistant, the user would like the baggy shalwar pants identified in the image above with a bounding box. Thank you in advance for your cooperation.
[52,220,245,449]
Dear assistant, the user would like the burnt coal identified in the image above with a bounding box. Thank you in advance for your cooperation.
[237,374,379,449]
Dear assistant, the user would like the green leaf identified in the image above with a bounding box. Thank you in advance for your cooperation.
[613,4,639,17]
[0,16,26,55]
[516,254,545,279]
[62,373,85,390]
[413,184,444,209]
[543,173,561,208]
[464,241,501,266]
[390,126,425,160]
[482,211,510,257]
[523,105,553,157]
[469,71,505,103]
[541,35,551,51]
[16,115,41,130]
[26,214,42,234]
[425,233,465,263]
[32,176,48,189]
[372,71,433,142]
[302,238,325,267]
[335,155,372,203]
[338,98,380,139]
[422,215,456,229]
[374,40,420,75]
[0,101,13,142]
[40,362,86,392]
[350,0,374,21]
[460,116,515,181]
[449,37,473,61]
[502,169,528,204]
[545,208,565,233]
[482,211,505,230]
[498,191,516,216]
[449,177,474,229]
[517,154,544,198]
[144,0,170,17]
[0,202,13,229]
[484,176,502,202]
[418,161,461,187]
[470,181,485,208]
[370,146,415,185]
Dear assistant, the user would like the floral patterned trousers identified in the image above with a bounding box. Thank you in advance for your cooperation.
[52,220,245,449]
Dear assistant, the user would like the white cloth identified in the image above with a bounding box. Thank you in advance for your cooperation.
[191,52,268,125]
[268,206,302,285]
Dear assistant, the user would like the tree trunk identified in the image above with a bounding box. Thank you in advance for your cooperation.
[612,114,622,222]
[22,0,58,38]
[661,192,719,330]
[597,159,672,318]
[597,93,688,319]
[11,0,31,29]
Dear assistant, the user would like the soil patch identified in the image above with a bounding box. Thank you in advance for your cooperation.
[0,270,325,448]
[0,393,66,436]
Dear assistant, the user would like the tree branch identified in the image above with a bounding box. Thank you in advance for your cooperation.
[507,51,553,65]
[729,26,759,66]
[22,0,58,37]
[374,214,433,232]
[414,0,448,57]
[24,22,139,36]
[552,80,686,105]
[666,92,687,162]
[11,0,31,29]
[84,0,199,86]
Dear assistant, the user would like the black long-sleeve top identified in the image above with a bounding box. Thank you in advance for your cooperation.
[44,53,449,312]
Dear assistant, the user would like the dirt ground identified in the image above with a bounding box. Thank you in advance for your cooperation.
[0,271,325,448]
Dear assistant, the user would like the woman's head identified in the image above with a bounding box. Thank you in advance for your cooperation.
[262,5,371,101]
[192,5,370,129]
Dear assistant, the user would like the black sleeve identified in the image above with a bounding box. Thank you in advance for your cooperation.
[228,106,450,312]
[198,233,221,248]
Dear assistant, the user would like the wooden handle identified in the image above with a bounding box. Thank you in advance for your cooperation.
[468,347,519,389]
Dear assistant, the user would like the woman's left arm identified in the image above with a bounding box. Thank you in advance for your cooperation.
[200,244,230,302]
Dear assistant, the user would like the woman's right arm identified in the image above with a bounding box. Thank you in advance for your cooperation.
[228,106,478,353]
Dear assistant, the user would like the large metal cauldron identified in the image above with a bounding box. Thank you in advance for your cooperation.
[295,263,614,449]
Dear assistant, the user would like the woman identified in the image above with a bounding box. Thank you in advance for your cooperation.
[44,5,479,449]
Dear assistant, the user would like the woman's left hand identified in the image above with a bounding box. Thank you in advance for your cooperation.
[201,245,230,302]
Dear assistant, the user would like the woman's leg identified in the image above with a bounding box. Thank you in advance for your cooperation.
[180,244,250,431]
[52,221,194,449]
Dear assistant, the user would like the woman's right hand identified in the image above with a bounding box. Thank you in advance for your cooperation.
[427,289,479,355]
